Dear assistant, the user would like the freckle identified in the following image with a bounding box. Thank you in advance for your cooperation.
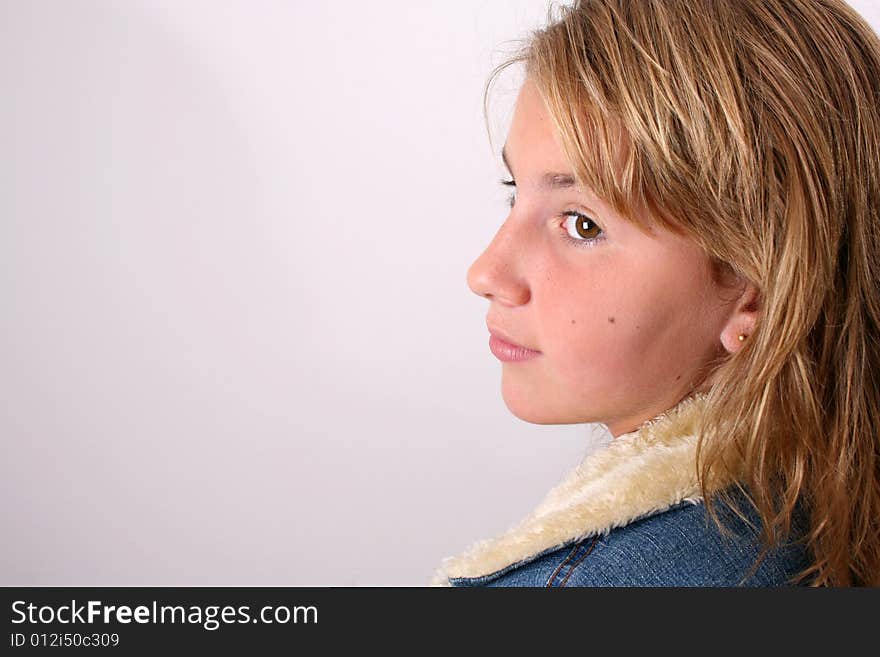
[571,319,576,325]
[608,316,615,324]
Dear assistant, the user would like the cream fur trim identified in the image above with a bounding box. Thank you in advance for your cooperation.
[430,393,717,586]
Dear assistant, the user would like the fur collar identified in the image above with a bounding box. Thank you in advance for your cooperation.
[431,393,724,586]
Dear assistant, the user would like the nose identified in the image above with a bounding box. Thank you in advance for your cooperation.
[466,222,531,307]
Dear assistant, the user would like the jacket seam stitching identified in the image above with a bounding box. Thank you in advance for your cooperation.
[545,542,583,587]
[558,536,600,587]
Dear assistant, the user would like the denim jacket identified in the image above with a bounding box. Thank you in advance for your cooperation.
[430,394,812,587]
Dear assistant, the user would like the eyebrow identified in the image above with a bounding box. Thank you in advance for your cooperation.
[502,145,578,190]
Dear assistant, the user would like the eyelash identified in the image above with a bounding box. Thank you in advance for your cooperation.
[502,179,606,249]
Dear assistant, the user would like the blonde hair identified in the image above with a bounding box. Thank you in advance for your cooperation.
[485,0,880,586]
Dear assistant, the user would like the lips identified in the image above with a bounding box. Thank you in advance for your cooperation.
[486,324,541,362]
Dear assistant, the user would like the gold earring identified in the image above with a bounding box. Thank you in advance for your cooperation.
[738,334,747,342]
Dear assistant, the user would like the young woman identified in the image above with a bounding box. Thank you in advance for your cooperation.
[432,0,880,587]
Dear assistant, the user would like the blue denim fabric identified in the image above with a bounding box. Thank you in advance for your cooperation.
[448,489,812,587]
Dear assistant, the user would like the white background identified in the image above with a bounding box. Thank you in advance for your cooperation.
[3,0,878,586]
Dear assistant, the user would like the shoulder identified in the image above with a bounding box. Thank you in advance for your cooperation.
[453,492,812,587]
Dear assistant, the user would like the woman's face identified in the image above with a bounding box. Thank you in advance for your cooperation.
[467,78,743,437]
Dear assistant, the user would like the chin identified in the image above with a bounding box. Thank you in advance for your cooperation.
[506,406,556,424]
[501,379,603,425]
[500,390,581,425]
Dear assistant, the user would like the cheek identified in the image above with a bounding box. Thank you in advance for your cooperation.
[537,272,690,386]
[539,286,642,375]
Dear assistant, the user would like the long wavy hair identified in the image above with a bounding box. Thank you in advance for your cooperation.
[485,0,880,586]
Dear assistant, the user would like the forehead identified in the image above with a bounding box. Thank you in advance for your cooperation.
[504,79,570,173]
[505,79,676,241]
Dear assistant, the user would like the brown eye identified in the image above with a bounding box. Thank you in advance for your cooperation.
[562,211,604,244]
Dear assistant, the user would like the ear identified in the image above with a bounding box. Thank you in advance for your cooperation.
[719,280,761,354]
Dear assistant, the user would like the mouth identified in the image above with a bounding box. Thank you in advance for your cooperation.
[487,326,541,362]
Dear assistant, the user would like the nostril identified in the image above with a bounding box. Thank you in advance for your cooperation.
[466,245,530,306]
[466,261,489,298]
